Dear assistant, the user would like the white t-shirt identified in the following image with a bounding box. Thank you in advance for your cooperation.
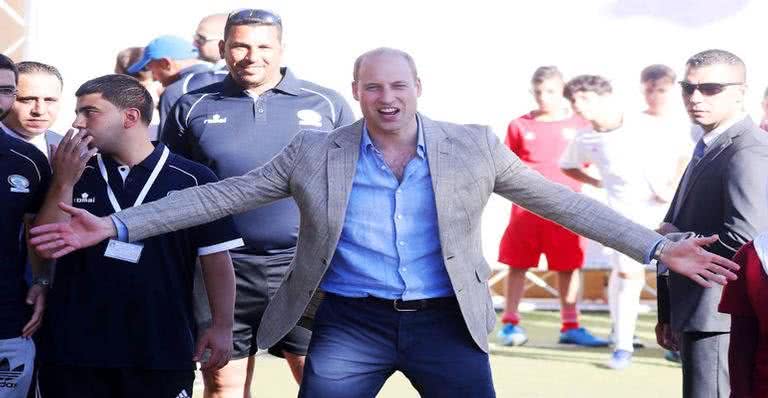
[560,117,653,216]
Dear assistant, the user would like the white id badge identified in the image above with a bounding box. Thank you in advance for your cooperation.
[104,239,143,263]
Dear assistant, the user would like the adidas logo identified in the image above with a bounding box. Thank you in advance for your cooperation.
[175,389,190,398]
[0,357,23,389]
[74,192,96,204]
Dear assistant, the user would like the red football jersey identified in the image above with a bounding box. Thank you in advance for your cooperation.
[505,112,590,191]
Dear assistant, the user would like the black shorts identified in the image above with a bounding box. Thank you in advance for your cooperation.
[38,363,194,398]
[193,250,311,359]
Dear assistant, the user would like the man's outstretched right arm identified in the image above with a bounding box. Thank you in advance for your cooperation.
[31,131,307,256]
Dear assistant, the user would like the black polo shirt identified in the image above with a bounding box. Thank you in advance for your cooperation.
[38,144,243,369]
[161,68,356,255]
[0,132,50,339]
[158,63,226,132]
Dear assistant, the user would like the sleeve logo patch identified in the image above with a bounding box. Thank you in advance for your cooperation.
[8,174,30,193]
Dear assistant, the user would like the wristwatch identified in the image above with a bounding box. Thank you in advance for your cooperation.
[32,276,51,287]
[652,239,669,262]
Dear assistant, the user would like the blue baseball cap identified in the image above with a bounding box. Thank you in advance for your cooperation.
[127,35,199,74]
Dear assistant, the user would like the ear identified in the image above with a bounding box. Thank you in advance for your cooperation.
[123,108,142,129]
[415,77,422,98]
[158,58,173,71]
[352,81,360,101]
[218,40,226,59]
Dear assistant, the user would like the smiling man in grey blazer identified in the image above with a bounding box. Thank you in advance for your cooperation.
[655,49,768,398]
[31,48,740,398]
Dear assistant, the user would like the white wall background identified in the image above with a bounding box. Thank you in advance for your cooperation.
[23,0,768,264]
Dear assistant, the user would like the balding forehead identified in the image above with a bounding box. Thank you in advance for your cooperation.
[353,48,418,81]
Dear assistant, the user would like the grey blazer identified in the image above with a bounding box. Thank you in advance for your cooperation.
[115,115,661,352]
[658,117,768,333]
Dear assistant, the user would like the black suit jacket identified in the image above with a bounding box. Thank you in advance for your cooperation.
[658,117,768,332]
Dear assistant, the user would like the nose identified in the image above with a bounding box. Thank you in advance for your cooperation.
[72,114,86,129]
[31,99,45,116]
[380,86,395,103]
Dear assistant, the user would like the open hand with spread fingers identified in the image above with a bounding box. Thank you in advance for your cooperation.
[29,202,116,259]
[660,234,739,287]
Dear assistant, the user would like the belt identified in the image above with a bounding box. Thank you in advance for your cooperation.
[325,293,458,312]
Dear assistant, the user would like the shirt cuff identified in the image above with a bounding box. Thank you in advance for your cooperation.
[646,237,669,272]
[110,215,129,242]
[197,238,245,256]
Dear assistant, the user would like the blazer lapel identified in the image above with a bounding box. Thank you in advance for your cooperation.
[672,118,749,220]
[422,115,451,202]
[326,121,363,239]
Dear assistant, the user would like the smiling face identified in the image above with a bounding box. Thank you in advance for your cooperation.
[3,72,61,138]
[682,63,745,131]
[352,52,421,137]
[221,24,283,91]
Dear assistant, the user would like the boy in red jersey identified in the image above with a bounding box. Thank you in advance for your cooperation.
[497,66,606,347]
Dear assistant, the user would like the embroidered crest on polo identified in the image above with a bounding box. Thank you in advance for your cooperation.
[297,109,323,127]
[74,192,96,204]
[203,114,227,124]
[523,131,536,140]
[8,174,30,193]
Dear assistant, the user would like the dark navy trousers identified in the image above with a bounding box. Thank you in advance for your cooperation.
[299,293,495,398]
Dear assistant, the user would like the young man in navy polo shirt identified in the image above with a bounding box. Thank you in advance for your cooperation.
[0,54,52,398]
[161,8,355,395]
[33,74,242,398]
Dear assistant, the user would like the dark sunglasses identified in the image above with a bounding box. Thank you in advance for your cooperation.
[226,9,282,27]
[678,81,743,96]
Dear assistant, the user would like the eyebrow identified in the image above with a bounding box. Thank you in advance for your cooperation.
[17,95,59,100]
[76,105,99,113]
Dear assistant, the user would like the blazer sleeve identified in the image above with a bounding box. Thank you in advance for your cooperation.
[114,131,306,242]
[484,127,662,263]
[706,146,768,258]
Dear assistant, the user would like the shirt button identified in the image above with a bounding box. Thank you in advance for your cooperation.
[258,108,264,113]
[396,214,403,220]
[401,267,408,272]
[396,189,402,194]
[380,165,386,170]
[398,241,406,246]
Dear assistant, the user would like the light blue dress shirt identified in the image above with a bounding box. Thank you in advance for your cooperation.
[320,119,455,300]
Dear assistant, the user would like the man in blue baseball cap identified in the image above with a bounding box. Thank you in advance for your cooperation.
[129,35,222,132]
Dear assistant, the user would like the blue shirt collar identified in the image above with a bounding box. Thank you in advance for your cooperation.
[361,115,426,159]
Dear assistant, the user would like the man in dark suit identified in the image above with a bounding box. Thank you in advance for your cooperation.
[656,49,768,398]
[0,61,63,160]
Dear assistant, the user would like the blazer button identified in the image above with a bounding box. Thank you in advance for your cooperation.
[321,257,328,265]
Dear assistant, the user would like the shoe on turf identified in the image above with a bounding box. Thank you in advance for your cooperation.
[559,327,610,347]
[664,350,681,363]
[497,324,528,346]
[607,349,633,370]
[632,335,646,349]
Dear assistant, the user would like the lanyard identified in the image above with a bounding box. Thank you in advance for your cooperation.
[96,147,170,212]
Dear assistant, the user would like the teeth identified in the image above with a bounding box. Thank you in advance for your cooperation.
[379,107,397,113]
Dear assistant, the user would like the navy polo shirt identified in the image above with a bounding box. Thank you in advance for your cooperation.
[161,68,356,255]
[158,63,226,132]
[0,131,50,339]
[38,144,243,369]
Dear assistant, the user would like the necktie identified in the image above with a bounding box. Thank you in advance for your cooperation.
[692,138,706,163]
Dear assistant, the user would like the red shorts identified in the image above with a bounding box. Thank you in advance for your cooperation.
[498,205,585,271]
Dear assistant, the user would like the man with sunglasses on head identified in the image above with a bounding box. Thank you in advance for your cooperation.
[656,49,768,398]
[160,8,355,397]
[0,54,52,398]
